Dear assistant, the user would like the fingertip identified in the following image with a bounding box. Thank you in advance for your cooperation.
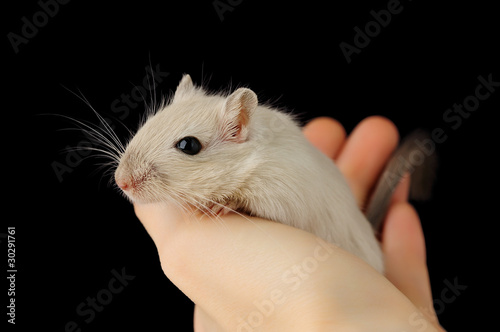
[303,117,346,159]
[358,116,400,145]
[133,202,187,252]
[337,116,400,205]
[382,202,426,262]
[344,116,400,162]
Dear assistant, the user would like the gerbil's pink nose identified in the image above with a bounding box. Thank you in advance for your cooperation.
[117,179,129,190]
[115,176,131,191]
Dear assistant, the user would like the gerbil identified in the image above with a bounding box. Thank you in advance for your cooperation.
[114,74,434,273]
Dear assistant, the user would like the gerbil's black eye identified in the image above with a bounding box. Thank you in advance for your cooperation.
[176,136,202,155]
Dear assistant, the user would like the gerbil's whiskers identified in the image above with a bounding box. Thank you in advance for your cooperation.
[49,86,129,185]
[137,59,166,128]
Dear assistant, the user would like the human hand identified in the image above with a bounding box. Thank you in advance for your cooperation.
[303,116,444,331]
[134,116,445,331]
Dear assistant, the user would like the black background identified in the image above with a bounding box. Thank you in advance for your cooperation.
[4,0,499,331]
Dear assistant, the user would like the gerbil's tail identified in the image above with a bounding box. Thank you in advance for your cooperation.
[365,130,438,236]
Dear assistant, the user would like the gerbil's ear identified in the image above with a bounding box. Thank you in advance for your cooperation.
[173,74,195,102]
[219,88,258,143]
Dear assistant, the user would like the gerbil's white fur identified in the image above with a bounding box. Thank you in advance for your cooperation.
[115,74,384,272]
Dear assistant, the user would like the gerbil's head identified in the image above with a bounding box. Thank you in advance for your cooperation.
[114,74,259,206]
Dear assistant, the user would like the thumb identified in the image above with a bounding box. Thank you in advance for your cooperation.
[133,202,187,248]
[382,202,441,327]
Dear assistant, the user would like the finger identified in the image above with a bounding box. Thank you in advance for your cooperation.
[336,116,399,207]
[302,117,346,160]
[381,202,437,323]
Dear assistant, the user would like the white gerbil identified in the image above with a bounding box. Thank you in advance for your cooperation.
[114,74,434,273]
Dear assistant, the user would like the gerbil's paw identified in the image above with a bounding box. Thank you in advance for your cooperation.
[206,201,237,217]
